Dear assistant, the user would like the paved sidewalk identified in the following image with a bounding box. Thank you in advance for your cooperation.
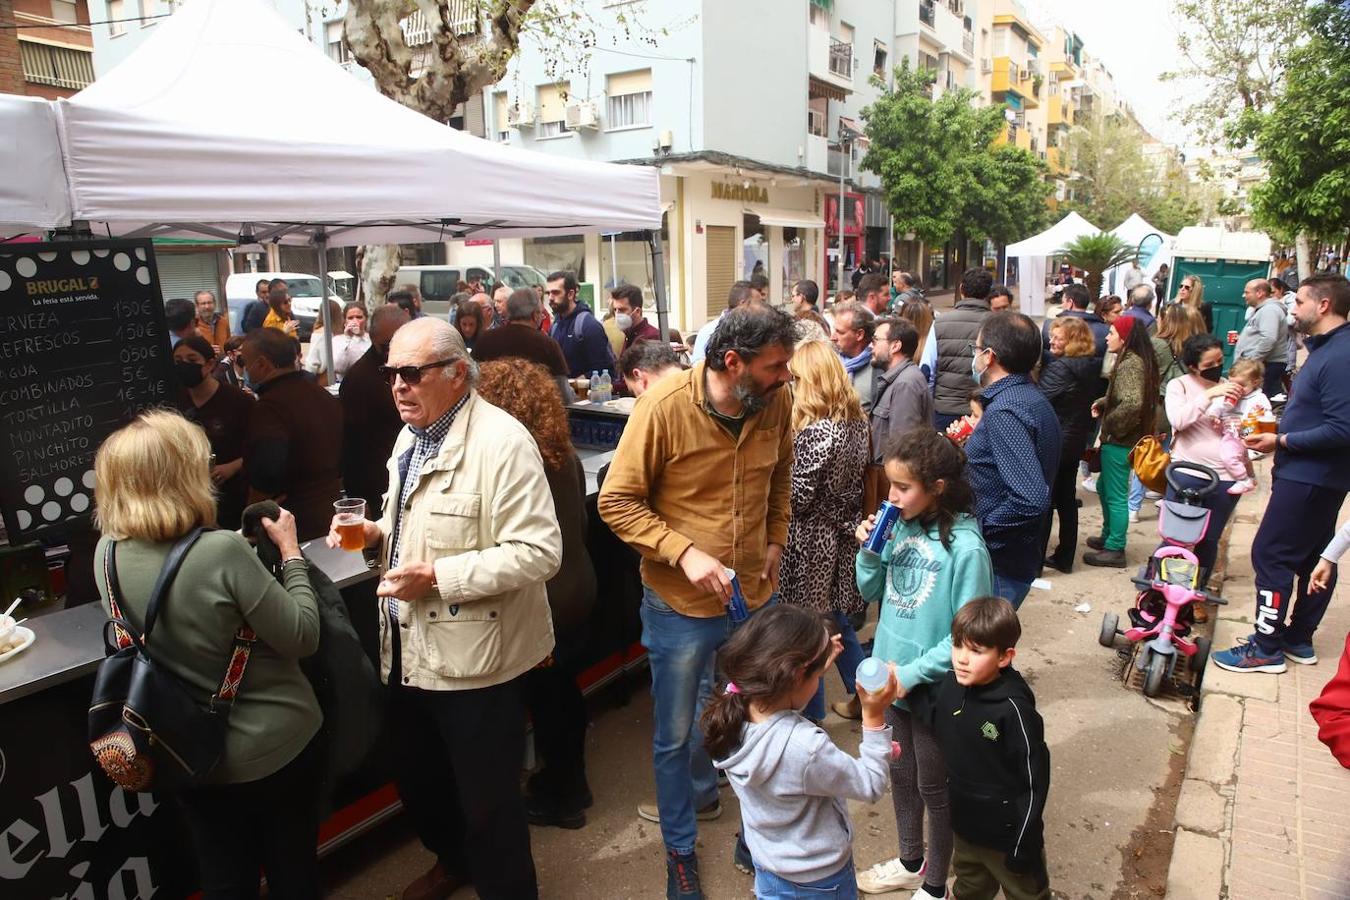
[1168,477,1350,899]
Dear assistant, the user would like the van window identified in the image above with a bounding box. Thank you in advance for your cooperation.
[502,267,544,289]
[420,270,462,301]
[286,277,324,298]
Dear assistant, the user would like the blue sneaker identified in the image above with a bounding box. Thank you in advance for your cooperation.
[1212,641,1287,674]
[1282,640,1318,665]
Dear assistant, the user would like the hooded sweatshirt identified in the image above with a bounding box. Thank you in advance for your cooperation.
[910,667,1050,870]
[715,710,893,883]
[857,512,993,707]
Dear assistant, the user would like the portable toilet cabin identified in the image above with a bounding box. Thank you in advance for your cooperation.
[1166,227,1273,367]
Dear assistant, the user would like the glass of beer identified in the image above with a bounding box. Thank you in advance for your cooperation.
[334,498,367,551]
[1256,415,1278,435]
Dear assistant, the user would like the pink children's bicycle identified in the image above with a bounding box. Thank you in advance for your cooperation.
[1098,461,1228,697]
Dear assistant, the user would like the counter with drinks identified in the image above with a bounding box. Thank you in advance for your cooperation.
[0,403,641,898]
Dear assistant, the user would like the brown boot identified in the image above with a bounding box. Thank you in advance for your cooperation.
[1192,603,1209,623]
[403,862,467,900]
[831,694,862,720]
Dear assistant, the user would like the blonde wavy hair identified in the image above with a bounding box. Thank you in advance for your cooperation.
[94,409,217,541]
[789,339,865,432]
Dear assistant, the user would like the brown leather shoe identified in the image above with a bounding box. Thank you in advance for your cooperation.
[403,862,466,900]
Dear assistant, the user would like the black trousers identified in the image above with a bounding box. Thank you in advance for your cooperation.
[176,737,321,900]
[525,654,590,802]
[1263,360,1287,399]
[1251,478,1345,655]
[1043,447,1084,569]
[388,675,539,900]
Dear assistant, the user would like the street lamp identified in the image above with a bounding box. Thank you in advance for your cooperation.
[835,120,861,296]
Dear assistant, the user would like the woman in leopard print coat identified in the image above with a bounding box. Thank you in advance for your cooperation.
[779,339,870,722]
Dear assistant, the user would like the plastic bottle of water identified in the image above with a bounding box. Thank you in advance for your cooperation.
[599,371,612,402]
[589,371,601,404]
[855,657,890,693]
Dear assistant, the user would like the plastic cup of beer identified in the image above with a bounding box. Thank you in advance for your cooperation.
[1256,415,1278,435]
[334,498,367,551]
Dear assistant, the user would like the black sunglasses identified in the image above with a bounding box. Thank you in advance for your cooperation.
[378,359,455,386]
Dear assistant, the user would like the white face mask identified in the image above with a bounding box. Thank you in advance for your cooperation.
[614,313,634,332]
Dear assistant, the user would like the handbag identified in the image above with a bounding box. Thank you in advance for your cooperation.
[1129,434,1170,494]
[88,529,257,792]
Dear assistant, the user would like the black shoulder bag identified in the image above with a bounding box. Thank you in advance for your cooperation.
[89,529,257,792]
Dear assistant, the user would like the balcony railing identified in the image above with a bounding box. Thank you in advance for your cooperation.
[400,2,477,45]
[919,0,935,28]
[828,38,853,78]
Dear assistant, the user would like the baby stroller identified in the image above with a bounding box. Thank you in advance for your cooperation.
[1098,461,1228,697]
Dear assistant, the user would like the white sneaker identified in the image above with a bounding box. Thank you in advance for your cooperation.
[1081,476,1097,493]
[910,887,947,899]
[1128,509,1139,523]
[857,858,926,894]
[1144,490,1164,500]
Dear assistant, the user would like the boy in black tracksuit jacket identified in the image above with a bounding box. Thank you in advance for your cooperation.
[911,597,1052,900]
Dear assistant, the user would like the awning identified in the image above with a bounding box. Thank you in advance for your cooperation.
[746,206,825,229]
[809,75,848,103]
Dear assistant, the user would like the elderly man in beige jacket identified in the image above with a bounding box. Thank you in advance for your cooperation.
[330,317,561,900]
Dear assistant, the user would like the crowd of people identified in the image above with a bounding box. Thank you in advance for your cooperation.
[86,257,1349,900]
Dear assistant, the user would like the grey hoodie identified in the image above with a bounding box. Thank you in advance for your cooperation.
[715,710,893,883]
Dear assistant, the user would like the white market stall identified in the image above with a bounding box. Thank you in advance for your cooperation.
[1104,213,1174,297]
[1003,211,1101,316]
[2,0,665,342]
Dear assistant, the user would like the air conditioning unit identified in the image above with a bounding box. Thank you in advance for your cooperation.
[507,100,535,128]
[565,101,599,131]
[980,58,992,74]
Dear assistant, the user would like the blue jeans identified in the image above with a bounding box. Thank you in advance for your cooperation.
[805,611,866,721]
[994,573,1033,610]
[1129,472,1145,513]
[754,860,857,898]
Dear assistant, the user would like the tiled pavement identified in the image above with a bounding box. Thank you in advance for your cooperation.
[1168,476,1350,900]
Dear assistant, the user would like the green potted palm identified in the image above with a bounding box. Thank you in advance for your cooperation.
[1057,233,1137,299]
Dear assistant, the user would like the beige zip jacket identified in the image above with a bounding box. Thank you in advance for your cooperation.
[375,392,561,691]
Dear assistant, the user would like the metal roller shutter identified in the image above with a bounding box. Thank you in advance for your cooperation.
[154,251,221,304]
[705,226,736,318]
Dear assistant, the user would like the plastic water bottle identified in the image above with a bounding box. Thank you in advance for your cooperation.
[855,657,890,693]
[599,371,612,402]
[589,371,601,404]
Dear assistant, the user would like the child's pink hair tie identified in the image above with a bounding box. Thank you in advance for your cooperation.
[726,682,740,694]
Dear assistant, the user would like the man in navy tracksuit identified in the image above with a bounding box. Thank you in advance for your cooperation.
[1213,275,1350,674]
[546,270,615,379]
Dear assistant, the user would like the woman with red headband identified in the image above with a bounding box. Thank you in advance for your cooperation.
[1085,315,1161,567]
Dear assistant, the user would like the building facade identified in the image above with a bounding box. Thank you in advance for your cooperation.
[1,0,94,99]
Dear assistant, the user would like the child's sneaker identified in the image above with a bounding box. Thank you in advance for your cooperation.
[1227,479,1255,495]
[1212,640,1287,674]
[857,858,926,894]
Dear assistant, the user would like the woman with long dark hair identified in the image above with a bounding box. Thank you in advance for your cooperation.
[1085,315,1160,567]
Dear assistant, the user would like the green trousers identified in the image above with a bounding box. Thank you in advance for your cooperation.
[1097,442,1132,552]
[952,833,1051,900]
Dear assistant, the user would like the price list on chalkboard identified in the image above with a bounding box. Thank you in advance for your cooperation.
[0,239,171,542]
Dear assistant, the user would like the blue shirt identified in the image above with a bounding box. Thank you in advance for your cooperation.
[1275,321,1350,492]
[690,311,727,364]
[964,374,1062,582]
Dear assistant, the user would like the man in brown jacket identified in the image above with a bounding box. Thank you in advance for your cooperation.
[599,304,796,899]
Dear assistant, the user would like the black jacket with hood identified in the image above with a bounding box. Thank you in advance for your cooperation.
[911,666,1050,872]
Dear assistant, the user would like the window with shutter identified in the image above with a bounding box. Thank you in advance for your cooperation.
[705,226,737,319]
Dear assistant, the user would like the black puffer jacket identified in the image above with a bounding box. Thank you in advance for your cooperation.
[1037,353,1102,455]
[932,298,991,416]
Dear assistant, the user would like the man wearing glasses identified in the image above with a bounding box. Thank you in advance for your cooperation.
[331,317,561,900]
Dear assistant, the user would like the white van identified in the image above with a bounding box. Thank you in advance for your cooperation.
[224,272,342,340]
[393,264,548,318]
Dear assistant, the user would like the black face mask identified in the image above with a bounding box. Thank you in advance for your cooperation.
[174,360,206,388]
[1198,365,1223,383]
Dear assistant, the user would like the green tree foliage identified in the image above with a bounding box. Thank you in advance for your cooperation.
[860,61,1051,247]
[1162,0,1305,147]
[1057,233,1135,298]
[1250,2,1350,238]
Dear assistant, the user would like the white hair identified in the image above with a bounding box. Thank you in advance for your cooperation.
[394,316,478,384]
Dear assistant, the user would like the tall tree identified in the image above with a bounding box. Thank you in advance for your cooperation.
[1162,0,1305,147]
[861,61,1049,250]
[1250,2,1350,242]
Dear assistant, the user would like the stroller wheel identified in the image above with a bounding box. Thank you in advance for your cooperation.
[1143,649,1168,697]
[1099,612,1120,647]
[1191,636,1212,674]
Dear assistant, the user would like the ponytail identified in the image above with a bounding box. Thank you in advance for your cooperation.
[699,605,836,761]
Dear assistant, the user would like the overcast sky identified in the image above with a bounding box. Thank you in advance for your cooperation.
[1027,0,1193,147]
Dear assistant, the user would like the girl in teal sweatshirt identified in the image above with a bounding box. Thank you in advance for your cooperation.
[853,428,994,898]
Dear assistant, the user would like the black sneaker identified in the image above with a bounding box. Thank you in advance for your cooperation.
[666,850,704,900]
[525,793,587,830]
[733,831,754,874]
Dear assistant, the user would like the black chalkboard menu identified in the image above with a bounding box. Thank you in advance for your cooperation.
[0,239,170,543]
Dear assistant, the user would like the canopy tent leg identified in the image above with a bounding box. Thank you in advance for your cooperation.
[315,229,334,384]
[492,240,502,289]
[648,229,669,343]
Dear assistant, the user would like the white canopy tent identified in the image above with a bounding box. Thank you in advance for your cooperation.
[1104,213,1174,297]
[0,95,70,233]
[1003,211,1101,316]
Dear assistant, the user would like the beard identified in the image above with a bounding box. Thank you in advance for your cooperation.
[733,369,777,416]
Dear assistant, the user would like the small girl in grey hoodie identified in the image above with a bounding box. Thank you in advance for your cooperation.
[703,604,900,898]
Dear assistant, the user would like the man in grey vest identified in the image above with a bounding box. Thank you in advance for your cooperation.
[931,267,995,430]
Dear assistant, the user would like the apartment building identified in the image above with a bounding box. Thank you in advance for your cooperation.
[0,0,94,99]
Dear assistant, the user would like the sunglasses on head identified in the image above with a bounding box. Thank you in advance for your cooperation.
[377,359,455,386]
